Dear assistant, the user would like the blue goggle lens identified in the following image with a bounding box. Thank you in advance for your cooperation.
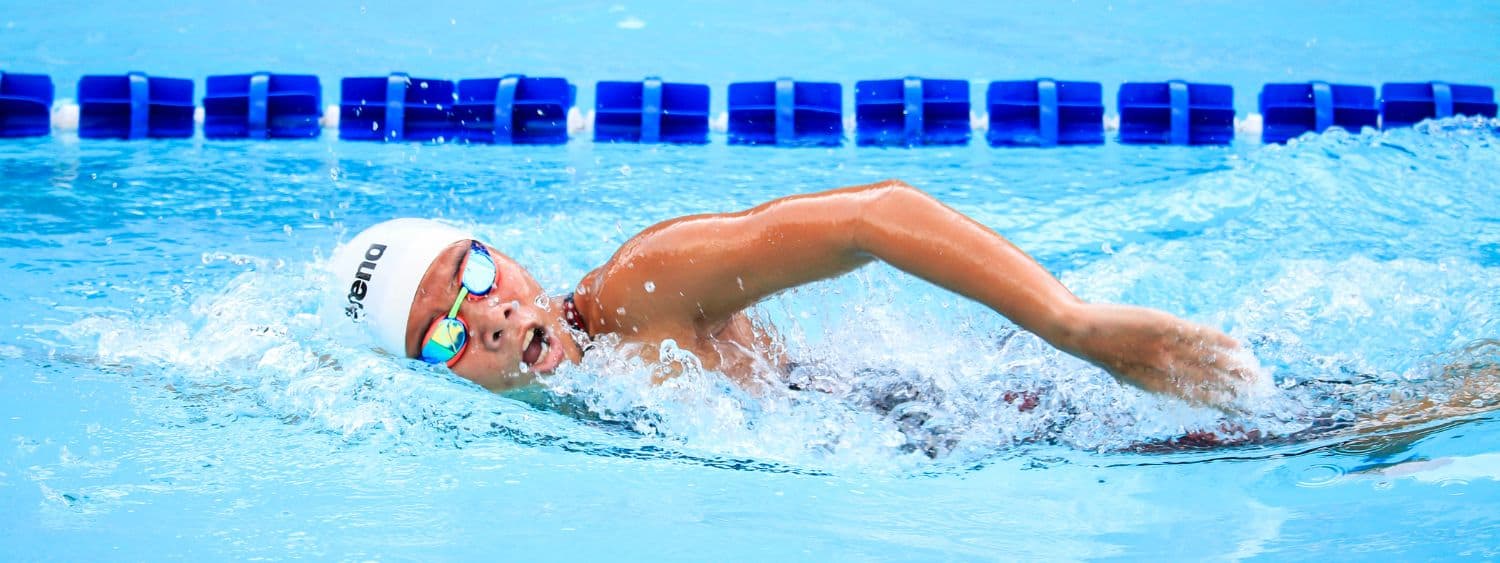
[421,317,468,365]
[461,243,498,296]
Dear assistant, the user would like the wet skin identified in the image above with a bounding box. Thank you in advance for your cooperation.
[404,179,1258,407]
[403,241,581,391]
[402,239,781,392]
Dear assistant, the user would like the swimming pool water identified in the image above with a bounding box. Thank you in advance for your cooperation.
[3,1,1500,560]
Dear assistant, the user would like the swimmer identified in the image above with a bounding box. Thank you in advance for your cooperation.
[330,179,1262,410]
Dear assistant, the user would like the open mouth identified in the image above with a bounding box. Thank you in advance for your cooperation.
[521,326,547,367]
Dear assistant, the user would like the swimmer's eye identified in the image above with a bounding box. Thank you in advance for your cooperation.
[421,317,468,366]
[420,241,501,367]
[459,241,500,297]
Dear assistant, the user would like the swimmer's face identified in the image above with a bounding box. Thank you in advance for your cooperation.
[404,240,583,391]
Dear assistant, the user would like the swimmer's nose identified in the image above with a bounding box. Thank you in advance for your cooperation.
[472,300,533,351]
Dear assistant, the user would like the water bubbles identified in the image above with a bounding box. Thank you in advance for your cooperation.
[643,281,655,293]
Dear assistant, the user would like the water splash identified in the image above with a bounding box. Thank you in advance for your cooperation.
[52,118,1500,475]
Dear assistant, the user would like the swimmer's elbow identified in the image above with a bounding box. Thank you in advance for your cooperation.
[890,178,918,189]
[872,178,921,198]
[850,179,928,252]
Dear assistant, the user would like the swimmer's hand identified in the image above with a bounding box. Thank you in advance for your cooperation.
[1057,303,1261,411]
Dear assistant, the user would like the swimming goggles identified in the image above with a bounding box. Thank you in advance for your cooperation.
[419,241,500,366]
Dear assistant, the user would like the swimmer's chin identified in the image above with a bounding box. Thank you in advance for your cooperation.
[462,336,572,392]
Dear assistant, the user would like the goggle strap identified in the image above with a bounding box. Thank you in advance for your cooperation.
[448,286,469,318]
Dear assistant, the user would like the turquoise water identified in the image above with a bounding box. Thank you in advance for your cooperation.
[3,1,1500,560]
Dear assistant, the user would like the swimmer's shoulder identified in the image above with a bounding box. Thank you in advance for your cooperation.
[571,260,711,340]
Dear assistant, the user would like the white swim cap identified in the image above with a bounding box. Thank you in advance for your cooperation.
[328,218,475,356]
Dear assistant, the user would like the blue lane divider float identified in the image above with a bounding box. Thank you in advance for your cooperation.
[728,78,842,146]
[854,77,970,146]
[987,78,1105,146]
[340,73,454,142]
[203,72,321,139]
[594,77,710,144]
[12,72,1500,145]
[1259,81,1378,143]
[454,75,575,144]
[78,72,194,139]
[0,71,53,137]
[1118,80,1234,145]
[1380,81,1497,129]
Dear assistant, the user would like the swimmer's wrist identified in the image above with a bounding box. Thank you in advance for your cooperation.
[1036,300,1093,355]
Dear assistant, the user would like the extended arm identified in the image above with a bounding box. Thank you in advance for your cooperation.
[579,180,1257,407]
[583,181,1076,331]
